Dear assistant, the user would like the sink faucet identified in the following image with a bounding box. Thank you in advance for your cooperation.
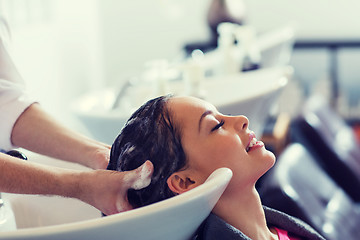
[112,77,138,110]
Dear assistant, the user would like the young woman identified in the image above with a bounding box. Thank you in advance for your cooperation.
[108,95,325,240]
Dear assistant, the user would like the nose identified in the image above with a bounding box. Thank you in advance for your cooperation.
[232,115,249,132]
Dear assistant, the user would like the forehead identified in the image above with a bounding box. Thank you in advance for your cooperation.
[167,96,216,124]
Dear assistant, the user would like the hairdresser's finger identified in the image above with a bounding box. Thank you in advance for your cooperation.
[125,160,154,190]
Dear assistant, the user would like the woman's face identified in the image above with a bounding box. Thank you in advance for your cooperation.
[167,96,275,192]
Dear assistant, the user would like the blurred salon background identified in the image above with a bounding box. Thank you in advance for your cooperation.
[1,0,360,239]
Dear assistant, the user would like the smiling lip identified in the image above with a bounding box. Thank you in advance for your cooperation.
[246,131,264,153]
[248,140,264,152]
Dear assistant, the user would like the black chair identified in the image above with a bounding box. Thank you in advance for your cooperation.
[258,143,360,240]
[291,95,360,202]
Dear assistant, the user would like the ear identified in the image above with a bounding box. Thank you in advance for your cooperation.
[167,172,200,195]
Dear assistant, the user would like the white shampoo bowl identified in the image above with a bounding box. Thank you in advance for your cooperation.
[0,167,232,240]
[72,66,292,143]
[206,66,292,137]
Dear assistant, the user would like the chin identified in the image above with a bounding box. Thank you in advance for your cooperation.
[264,145,276,160]
[261,148,276,173]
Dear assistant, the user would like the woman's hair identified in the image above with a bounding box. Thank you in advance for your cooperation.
[107,95,187,208]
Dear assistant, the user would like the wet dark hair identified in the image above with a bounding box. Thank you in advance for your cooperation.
[107,95,187,208]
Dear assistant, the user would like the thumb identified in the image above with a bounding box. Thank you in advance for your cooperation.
[124,160,154,190]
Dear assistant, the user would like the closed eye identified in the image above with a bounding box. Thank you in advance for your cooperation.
[211,120,225,132]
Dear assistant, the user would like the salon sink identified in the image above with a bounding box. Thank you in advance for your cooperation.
[72,66,292,144]
[206,66,291,137]
[0,152,232,240]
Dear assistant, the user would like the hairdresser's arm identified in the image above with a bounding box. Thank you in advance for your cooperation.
[0,153,153,215]
[11,103,109,169]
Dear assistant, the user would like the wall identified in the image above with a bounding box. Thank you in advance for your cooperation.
[244,0,360,39]
[97,0,210,87]
[1,0,104,127]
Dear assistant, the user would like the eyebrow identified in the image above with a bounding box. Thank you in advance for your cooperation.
[198,110,213,132]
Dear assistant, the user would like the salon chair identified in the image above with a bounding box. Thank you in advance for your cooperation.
[258,143,360,240]
[0,168,232,240]
[291,95,360,202]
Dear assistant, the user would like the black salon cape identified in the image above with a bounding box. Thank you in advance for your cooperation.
[193,206,325,240]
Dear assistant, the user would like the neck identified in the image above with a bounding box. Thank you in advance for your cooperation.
[212,185,278,240]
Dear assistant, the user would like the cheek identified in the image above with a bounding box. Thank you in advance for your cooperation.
[184,147,222,182]
[216,135,246,161]
[190,136,245,173]
[182,131,248,179]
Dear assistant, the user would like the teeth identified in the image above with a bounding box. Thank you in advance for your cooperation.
[247,137,257,152]
[249,137,257,147]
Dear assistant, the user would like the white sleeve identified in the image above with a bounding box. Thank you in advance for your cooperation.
[0,79,36,151]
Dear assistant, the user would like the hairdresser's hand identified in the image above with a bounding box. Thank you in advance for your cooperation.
[84,145,111,170]
[77,160,154,215]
